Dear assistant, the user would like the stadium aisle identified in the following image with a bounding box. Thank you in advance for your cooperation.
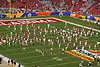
[0,60,8,67]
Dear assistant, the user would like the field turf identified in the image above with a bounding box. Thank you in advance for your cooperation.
[0,16,100,67]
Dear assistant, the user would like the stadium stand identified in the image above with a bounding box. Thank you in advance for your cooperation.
[0,0,100,16]
[88,4,100,15]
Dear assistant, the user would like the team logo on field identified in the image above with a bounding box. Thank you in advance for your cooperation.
[52,57,63,61]
[0,18,64,26]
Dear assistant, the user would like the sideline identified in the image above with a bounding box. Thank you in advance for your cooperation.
[0,54,24,67]
[54,18,100,32]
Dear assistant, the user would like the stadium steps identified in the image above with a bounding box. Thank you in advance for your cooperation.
[72,1,85,13]
[79,1,95,13]
[70,0,76,13]
[60,0,65,6]
[12,2,20,9]
[84,2,96,13]
[88,3,100,15]
[49,0,55,11]
[87,3,100,13]
[27,0,35,6]
[38,0,53,11]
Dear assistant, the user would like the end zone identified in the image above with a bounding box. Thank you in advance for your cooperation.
[0,18,65,26]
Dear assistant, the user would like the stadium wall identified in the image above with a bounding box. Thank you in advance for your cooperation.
[0,12,71,18]
[70,14,100,21]
[82,15,96,21]
[0,12,100,22]
[50,12,71,16]
[0,14,6,19]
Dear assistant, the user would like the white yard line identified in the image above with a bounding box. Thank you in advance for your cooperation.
[0,44,50,52]
[23,56,73,65]
[44,61,80,67]
[5,47,58,56]
[13,48,61,59]
[54,18,100,32]
[16,51,61,60]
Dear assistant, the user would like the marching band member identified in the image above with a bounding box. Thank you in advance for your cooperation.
[65,43,69,50]
[94,43,97,49]
[54,28,56,34]
[59,43,61,49]
[50,47,53,54]
[43,37,45,45]
[80,40,81,46]
[73,42,75,47]
[38,25,40,29]
[22,45,26,51]
[14,25,16,30]
[51,40,54,46]
[62,47,64,54]
[39,37,41,43]
[85,40,87,46]
[88,43,91,49]
[96,31,98,36]
[48,24,50,29]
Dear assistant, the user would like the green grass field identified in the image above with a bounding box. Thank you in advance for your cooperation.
[0,16,100,67]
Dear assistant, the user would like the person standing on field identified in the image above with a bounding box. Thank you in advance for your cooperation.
[41,49,44,56]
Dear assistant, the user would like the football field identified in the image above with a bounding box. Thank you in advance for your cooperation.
[0,16,100,67]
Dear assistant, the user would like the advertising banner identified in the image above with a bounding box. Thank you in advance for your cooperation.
[4,13,24,18]
[35,12,52,16]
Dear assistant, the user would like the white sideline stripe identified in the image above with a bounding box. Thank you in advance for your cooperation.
[0,54,24,67]
[24,56,73,65]
[16,52,61,60]
[44,61,80,67]
[54,18,100,32]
